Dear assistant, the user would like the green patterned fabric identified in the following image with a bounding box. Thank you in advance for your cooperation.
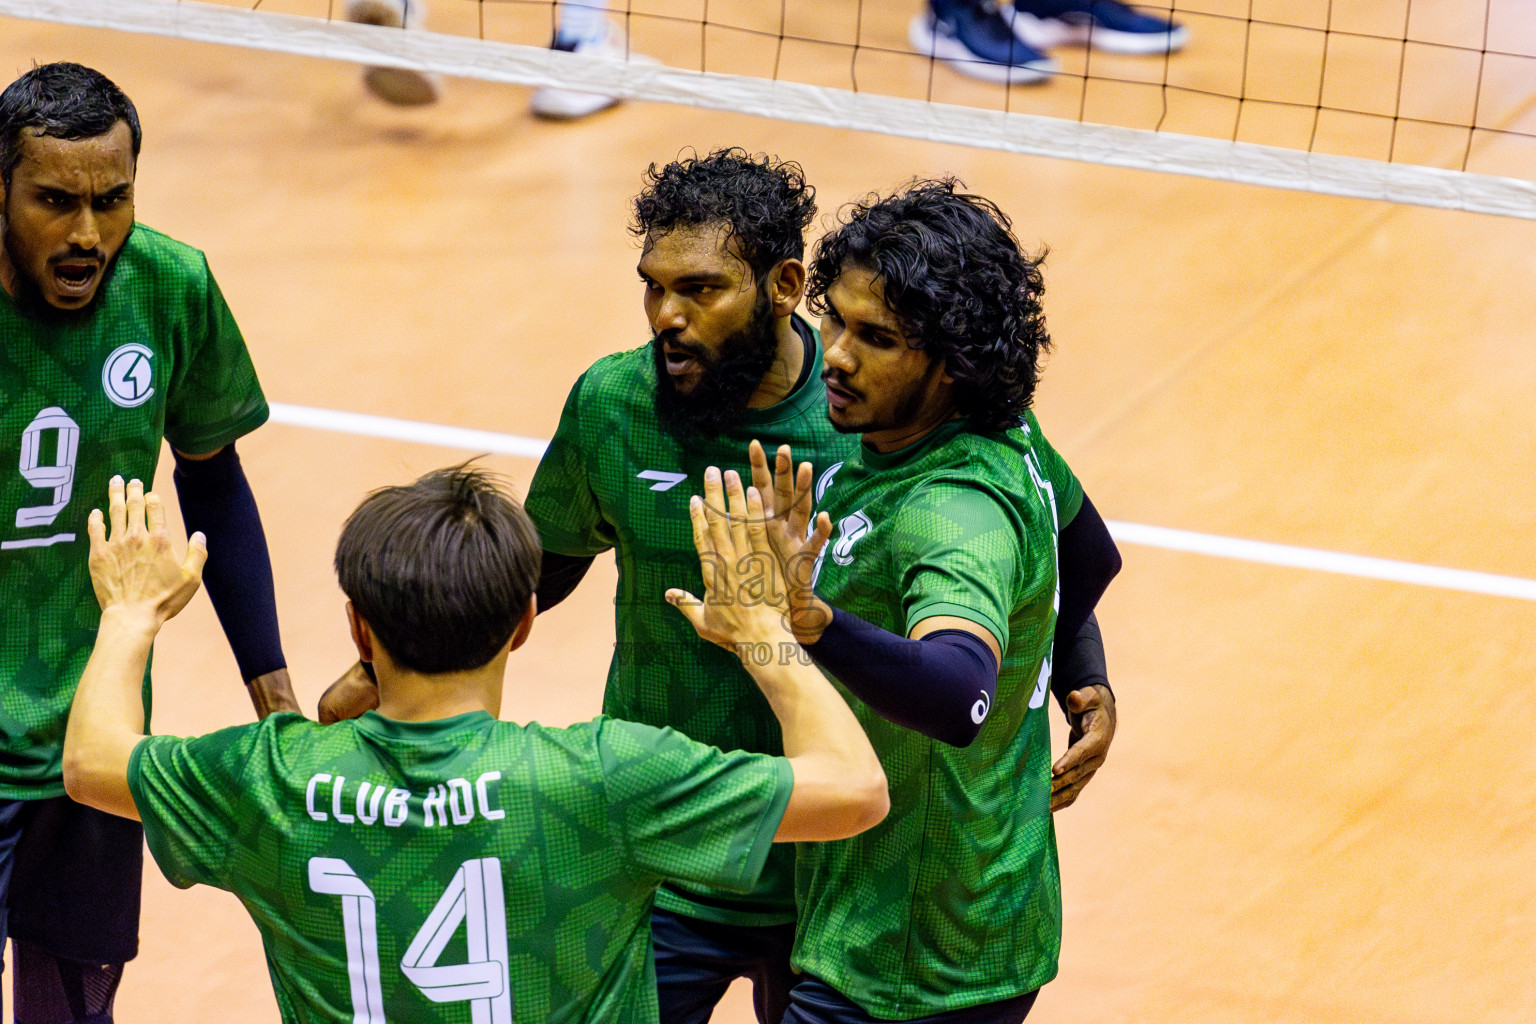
[525,319,852,926]
[1022,411,1083,527]
[0,225,268,798]
[794,416,1065,1018]
[128,710,793,1024]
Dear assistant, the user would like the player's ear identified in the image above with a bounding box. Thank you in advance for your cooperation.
[345,602,375,664]
[507,599,536,653]
[769,259,806,314]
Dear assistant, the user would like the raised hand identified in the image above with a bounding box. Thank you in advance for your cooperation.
[667,466,823,659]
[747,440,833,644]
[87,476,206,626]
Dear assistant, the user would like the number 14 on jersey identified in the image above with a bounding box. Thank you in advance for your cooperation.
[309,856,513,1024]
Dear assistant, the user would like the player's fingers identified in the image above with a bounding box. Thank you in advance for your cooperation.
[702,468,734,560]
[665,588,706,631]
[802,511,832,558]
[183,531,209,582]
[775,446,796,523]
[1051,777,1087,812]
[745,486,773,558]
[145,489,166,535]
[87,508,106,549]
[125,478,147,535]
[686,492,710,549]
[796,460,814,508]
[1051,765,1099,809]
[1052,738,1106,778]
[723,470,751,555]
[1067,687,1101,714]
[107,475,126,537]
[785,512,831,594]
[749,440,773,510]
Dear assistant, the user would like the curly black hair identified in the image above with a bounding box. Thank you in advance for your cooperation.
[632,148,817,281]
[807,179,1050,431]
[0,63,142,189]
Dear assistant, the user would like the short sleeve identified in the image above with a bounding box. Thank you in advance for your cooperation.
[892,482,1022,649]
[1022,413,1083,526]
[596,719,792,893]
[127,720,267,891]
[525,373,618,556]
[162,258,269,454]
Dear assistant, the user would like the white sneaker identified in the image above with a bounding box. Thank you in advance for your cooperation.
[530,22,651,121]
[345,0,441,106]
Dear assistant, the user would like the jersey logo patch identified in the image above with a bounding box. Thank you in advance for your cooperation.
[830,510,871,566]
[637,470,688,492]
[815,462,843,502]
[102,343,154,408]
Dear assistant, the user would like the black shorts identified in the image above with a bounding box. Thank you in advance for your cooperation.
[651,905,798,1024]
[0,795,143,964]
[783,976,1039,1024]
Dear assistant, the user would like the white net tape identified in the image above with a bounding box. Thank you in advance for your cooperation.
[6,0,1536,220]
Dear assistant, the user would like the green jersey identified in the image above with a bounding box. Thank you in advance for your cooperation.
[525,319,851,926]
[793,415,1067,1018]
[128,710,793,1024]
[0,225,268,798]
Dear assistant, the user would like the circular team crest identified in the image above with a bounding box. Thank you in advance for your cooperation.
[102,344,155,408]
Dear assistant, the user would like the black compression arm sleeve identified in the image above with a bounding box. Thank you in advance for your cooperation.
[1055,493,1121,651]
[805,607,999,747]
[536,551,595,613]
[1051,612,1110,715]
[172,444,286,682]
[1051,493,1119,710]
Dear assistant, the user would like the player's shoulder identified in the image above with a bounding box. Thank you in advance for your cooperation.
[894,425,1047,515]
[575,343,655,399]
[109,224,214,316]
[119,223,210,281]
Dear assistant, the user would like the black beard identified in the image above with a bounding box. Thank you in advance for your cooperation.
[652,289,781,439]
[2,213,127,324]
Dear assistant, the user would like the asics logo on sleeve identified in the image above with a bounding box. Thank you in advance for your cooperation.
[636,470,688,492]
[971,690,991,725]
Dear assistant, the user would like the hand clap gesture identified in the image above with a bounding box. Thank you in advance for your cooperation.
[666,465,829,659]
[746,440,834,644]
[87,476,207,627]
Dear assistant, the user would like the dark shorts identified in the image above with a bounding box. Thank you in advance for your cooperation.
[0,795,143,964]
[651,905,798,1024]
[783,976,1038,1024]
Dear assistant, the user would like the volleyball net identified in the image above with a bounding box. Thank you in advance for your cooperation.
[3,0,1535,219]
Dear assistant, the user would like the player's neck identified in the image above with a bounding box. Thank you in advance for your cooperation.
[373,656,507,722]
[862,380,958,454]
[745,315,805,409]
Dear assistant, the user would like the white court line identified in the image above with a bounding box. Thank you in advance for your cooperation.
[1105,521,1536,603]
[270,402,548,459]
[268,402,1536,603]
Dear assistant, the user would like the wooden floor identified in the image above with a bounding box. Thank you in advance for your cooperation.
[2,7,1535,1023]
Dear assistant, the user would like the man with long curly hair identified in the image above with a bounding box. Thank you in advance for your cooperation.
[751,179,1119,1024]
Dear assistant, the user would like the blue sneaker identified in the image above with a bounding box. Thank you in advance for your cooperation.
[911,0,1058,84]
[1009,0,1189,55]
